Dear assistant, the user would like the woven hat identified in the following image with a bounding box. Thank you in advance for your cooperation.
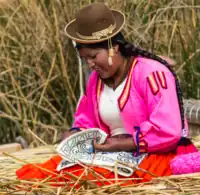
[64,3,125,44]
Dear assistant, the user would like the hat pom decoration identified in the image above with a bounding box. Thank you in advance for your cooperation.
[108,48,114,66]
[108,37,114,66]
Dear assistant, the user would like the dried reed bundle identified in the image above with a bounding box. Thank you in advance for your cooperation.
[0,0,200,146]
[0,137,200,194]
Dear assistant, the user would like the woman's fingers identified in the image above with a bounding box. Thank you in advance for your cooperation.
[62,130,78,140]
[93,142,109,151]
[93,137,136,152]
[93,139,117,152]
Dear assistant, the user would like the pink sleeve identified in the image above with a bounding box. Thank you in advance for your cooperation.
[72,75,98,129]
[133,71,184,154]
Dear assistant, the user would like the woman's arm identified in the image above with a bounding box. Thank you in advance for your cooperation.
[94,134,136,152]
[132,68,184,155]
[62,73,98,140]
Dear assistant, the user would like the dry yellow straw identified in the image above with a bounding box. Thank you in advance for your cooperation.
[3,152,79,182]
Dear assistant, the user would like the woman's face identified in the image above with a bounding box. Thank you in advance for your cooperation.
[78,46,122,79]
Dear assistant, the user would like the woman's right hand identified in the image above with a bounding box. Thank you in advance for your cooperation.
[62,129,79,140]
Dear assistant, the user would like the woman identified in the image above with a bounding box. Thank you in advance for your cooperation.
[16,3,197,185]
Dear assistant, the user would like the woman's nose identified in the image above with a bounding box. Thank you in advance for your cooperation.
[87,59,95,68]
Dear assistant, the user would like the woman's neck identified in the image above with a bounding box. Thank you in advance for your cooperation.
[105,57,131,90]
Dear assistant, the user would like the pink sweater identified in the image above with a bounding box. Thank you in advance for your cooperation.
[73,57,188,155]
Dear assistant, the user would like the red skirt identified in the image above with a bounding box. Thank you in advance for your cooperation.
[16,138,197,186]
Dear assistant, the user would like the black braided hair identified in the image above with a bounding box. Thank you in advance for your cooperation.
[116,37,185,131]
[76,32,185,130]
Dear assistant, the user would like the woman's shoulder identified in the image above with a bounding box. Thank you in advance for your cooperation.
[131,57,176,90]
[136,57,170,72]
[133,56,174,80]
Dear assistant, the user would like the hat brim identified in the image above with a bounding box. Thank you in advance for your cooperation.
[64,9,125,44]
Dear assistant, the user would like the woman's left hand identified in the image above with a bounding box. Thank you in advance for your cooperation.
[93,136,136,152]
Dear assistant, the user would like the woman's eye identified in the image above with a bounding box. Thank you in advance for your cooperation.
[80,52,98,64]
[90,55,96,59]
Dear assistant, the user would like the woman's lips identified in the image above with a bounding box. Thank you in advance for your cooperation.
[94,67,103,74]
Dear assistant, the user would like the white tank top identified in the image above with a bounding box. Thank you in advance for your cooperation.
[99,78,129,136]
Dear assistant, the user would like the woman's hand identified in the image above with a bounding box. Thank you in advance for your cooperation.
[62,129,79,140]
[93,135,136,152]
